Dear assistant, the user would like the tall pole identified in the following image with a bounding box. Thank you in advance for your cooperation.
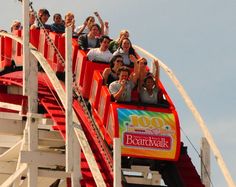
[65,26,73,173]
[114,138,121,187]
[23,0,29,96]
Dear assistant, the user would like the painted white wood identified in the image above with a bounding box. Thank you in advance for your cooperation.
[0,140,22,161]
[28,115,38,187]
[18,176,56,187]
[71,133,81,187]
[0,148,8,155]
[65,26,73,173]
[0,119,24,135]
[114,138,121,187]
[123,166,161,185]
[28,53,38,113]
[37,177,57,187]
[0,135,22,148]
[0,102,22,111]
[20,151,65,166]
[0,174,10,185]
[38,129,64,147]
[28,164,38,187]
[0,161,17,174]
[74,127,106,187]
[38,130,63,141]
[133,44,236,187]
[38,169,70,178]
[0,112,22,121]
[201,137,211,187]
[0,163,27,187]
[13,118,30,187]
[22,0,30,96]
[28,117,38,151]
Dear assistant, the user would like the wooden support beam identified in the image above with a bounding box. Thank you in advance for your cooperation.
[74,127,106,187]
[0,148,8,155]
[0,140,22,161]
[65,26,73,174]
[28,113,39,187]
[0,112,22,121]
[0,163,27,187]
[114,138,121,187]
[0,102,22,111]
[38,169,70,179]
[0,161,17,174]
[20,151,65,166]
[0,135,22,148]
[0,119,25,135]
[201,137,211,187]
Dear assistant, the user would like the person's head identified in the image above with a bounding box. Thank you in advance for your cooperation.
[117,66,130,81]
[143,73,156,90]
[11,20,21,32]
[119,30,129,39]
[29,11,35,26]
[110,55,124,69]
[89,23,101,37]
[85,16,95,29]
[99,35,111,51]
[120,38,132,53]
[65,12,74,26]
[137,57,148,67]
[53,13,62,25]
[38,9,50,24]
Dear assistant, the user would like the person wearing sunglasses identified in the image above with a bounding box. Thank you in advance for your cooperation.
[102,55,124,86]
[138,58,160,104]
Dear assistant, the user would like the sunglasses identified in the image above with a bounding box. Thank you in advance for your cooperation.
[116,60,123,63]
[138,61,147,65]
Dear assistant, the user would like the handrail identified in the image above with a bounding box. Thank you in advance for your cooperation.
[133,44,236,187]
[0,31,106,187]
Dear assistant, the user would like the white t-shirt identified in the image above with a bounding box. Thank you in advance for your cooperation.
[109,80,135,102]
[87,48,113,63]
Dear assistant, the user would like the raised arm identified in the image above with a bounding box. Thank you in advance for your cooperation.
[129,55,139,84]
[102,68,111,85]
[77,20,87,36]
[153,59,160,81]
[111,80,126,100]
[94,12,104,35]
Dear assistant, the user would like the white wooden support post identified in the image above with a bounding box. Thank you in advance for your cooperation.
[114,138,121,187]
[23,0,30,96]
[72,125,81,187]
[28,53,38,113]
[27,114,39,187]
[65,26,73,173]
[201,137,211,187]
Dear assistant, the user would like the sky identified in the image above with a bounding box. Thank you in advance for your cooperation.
[1,0,236,186]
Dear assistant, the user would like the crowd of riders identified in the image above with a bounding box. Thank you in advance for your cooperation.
[9,8,164,106]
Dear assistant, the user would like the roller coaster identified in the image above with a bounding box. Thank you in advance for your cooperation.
[0,3,235,187]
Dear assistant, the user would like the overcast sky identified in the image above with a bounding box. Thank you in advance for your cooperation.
[1,0,236,186]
